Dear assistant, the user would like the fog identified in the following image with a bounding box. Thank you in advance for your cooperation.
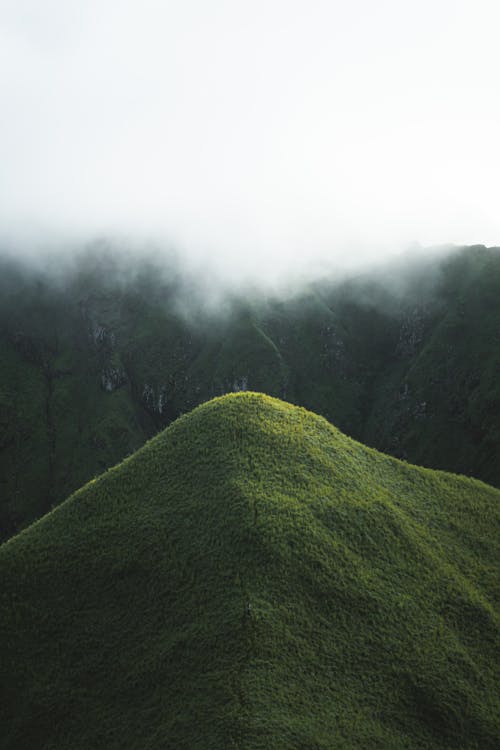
[1,1,499,282]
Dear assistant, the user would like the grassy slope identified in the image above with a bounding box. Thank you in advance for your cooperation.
[1,393,499,749]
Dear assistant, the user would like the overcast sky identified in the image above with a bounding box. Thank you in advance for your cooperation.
[0,0,499,278]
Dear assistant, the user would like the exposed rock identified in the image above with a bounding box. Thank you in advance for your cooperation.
[101,367,127,392]
[142,383,168,414]
[232,376,248,392]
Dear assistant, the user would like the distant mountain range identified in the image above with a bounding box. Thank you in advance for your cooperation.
[1,243,499,538]
[2,393,499,749]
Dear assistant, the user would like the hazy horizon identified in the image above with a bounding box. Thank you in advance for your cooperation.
[1,1,499,281]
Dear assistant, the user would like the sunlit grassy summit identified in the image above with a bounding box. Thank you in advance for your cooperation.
[1,392,499,749]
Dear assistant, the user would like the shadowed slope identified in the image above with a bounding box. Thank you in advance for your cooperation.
[1,392,499,749]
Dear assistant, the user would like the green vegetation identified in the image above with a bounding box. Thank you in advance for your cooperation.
[1,244,500,538]
[1,393,499,749]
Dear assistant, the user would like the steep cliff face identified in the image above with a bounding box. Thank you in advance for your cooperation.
[1,244,499,538]
[364,247,500,486]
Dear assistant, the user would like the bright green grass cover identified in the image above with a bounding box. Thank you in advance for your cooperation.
[1,392,499,749]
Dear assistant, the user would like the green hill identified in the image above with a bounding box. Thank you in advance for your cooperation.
[1,393,499,749]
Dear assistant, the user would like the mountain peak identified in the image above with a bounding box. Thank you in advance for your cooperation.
[1,395,499,748]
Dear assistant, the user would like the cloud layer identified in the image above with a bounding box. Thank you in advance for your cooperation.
[1,0,499,279]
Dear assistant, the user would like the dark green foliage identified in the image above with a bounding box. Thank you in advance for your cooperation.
[1,244,500,538]
[363,246,500,483]
[1,393,499,748]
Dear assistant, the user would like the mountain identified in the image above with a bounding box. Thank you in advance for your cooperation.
[1,393,499,749]
[1,243,500,538]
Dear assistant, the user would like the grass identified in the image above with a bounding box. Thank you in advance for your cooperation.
[1,392,499,749]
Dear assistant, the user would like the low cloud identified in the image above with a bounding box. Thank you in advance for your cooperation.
[1,1,499,282]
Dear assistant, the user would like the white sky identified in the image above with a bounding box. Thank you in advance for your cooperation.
[0,0,499,278]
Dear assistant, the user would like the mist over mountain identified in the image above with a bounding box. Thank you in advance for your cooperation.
[1,3,500,746]
[1,242,499,540]
[2,1,500,279]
